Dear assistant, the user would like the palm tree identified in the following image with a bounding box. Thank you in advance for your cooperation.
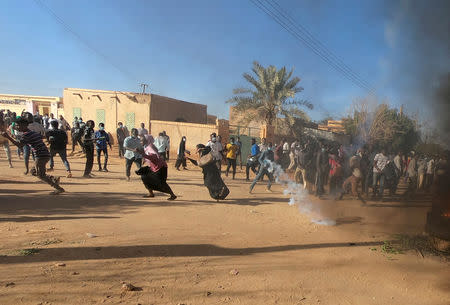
[227,61,313,127]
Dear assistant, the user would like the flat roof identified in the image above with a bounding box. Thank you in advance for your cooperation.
[150,93,206,108]
[65,88,206,108]
[0,93,61,100]
[65,88,149,95]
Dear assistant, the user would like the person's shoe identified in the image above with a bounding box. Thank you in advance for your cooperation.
[8,163,13,168]
[67,173,72,178]
[126,176,130,181]
[249,189,253,194]
[167,195,177,201]
[83,174,93,178]
[51,188,65,195]
[97,168,102,172]
[103,168,109,172]
[176,168,180,171]
[55,176,61,185]
[183,167,188,170]
[266,188,273,193]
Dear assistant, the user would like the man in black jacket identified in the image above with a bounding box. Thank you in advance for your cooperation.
[83,120,95,178]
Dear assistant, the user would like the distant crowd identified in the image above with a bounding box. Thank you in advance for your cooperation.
[243,136,449,201]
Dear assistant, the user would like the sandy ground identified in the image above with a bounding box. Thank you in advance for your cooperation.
[0,149,449,305]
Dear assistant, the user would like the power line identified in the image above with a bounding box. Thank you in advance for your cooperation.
[252,0,372,92]
[268,0,375,93]
[250,0,375,94]
[251,0,369,91]
[253,0,372,92]
[33,0,138,83]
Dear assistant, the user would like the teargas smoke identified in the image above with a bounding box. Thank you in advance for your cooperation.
[267,160,336,226]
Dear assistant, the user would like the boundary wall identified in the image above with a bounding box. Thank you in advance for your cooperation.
[150,119,229,154]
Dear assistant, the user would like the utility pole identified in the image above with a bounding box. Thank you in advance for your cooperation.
[140,83,148,94]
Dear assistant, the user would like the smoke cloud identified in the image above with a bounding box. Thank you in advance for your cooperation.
[381,0,450,137]
[268,161,336,226]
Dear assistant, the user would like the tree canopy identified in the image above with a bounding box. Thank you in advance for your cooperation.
[343,102,419,153]
[227,61,312,128]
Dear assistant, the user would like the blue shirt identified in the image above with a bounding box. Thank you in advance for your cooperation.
[251,143,260,156]
[95,130,110,150]
[123,136,143,159]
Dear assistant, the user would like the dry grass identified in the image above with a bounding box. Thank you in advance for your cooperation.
[393,234,450,259]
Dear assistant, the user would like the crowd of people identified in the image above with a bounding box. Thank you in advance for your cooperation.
[0,110,232,201]
[246,136,449,202]
[1,108,448,203]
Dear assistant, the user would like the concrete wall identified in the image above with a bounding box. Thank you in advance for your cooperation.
[207,114,217,124]
[0,96,27,114]
[150,120,217,154]
[216,119,230,145]
[150,94,207,124]
[63,88,151,134]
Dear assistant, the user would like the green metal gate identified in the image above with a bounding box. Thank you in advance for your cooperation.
[229,124,261,162]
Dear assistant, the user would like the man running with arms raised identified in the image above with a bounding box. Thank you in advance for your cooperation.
[2,118,64,194]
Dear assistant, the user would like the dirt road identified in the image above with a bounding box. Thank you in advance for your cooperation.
[0,152,448,305]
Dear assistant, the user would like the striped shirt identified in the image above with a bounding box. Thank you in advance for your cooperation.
[20,130,50,158]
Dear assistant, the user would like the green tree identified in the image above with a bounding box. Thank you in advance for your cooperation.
[227,61,312,127]
[344,101,419,152]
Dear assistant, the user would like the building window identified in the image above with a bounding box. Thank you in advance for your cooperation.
[126,112,135,130]
[73,107,82,120]
[96,109,106,125]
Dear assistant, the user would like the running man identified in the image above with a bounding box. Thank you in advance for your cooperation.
[124,128,143,181]
[1,118,65,194]
[249,142,275,193]
[0,119,12,168]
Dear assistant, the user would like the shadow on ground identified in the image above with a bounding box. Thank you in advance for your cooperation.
[0,215,120,222]
[0,190,284,218]
[0,241,385,264]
